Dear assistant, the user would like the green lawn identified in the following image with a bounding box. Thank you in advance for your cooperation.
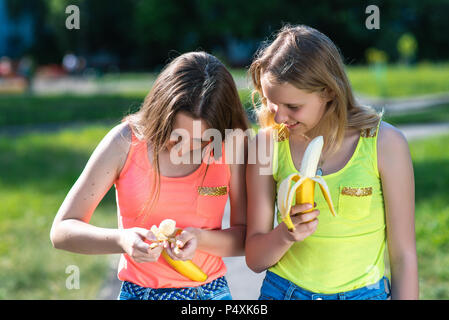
[0,125,118,299]
[383,103,449,126]
[0,121,448,299]
[409,133,449,299]
[347,63,449,98]
[0,94,143,127]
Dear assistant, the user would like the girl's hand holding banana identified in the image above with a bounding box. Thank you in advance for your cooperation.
[277,134,336,232]
[118,227,164,263]
[281,203,320,243]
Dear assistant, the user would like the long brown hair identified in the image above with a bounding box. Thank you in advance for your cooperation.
[124,51,249,219]
[249,24,382,157]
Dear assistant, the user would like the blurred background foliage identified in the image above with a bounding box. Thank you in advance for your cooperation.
[5,0,449,69]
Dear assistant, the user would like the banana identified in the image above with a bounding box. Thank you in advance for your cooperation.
[161,251,208,282]
[277,135,336,231]
[150,219,208,282]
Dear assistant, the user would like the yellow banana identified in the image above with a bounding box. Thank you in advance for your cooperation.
[150,219,208,282]
[161,251,208,282]
[277,135,336,231]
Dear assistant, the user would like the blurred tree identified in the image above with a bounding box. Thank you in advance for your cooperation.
[5,0,449,69]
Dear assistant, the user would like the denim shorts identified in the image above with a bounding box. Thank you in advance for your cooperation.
[118,276,233,300]
[259,271,391,300]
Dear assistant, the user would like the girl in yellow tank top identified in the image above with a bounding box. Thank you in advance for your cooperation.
[245,25,418,300]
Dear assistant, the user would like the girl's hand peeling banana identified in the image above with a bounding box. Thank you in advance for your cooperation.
[150,219,208,282]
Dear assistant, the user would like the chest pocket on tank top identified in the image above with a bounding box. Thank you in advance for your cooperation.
[196,185,228,222]
[338,185,373,221]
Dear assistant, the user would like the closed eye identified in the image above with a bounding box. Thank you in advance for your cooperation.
[286,104,302,110]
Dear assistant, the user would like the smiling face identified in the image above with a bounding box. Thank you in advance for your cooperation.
[260,72,331,136]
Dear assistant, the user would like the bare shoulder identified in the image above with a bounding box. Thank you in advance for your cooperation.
[108,122,132,152]
[377,121,411,173]
[87,122,133,179]
[378,121,408,149]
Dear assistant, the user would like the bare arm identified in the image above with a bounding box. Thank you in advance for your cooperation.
[50,123,162,261]
[245,129,319,273]
[189,136,248,257]
[378,122,419,299]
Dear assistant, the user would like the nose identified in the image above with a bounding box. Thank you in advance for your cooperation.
[273,104,289,124]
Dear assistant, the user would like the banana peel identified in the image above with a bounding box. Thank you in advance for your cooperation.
[277,135,336,231]
[149,219,208,282]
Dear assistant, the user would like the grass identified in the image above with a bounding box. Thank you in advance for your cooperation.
[2,61,449,127]
[0,90,256,127]
[347,62,449,98]
[0,125,118,299]
[383,103,449,126]
[409,133,449,299]
[0,94,143,127]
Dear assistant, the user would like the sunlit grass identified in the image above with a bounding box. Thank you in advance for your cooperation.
[0,125,117,299]
[347,63,449,98]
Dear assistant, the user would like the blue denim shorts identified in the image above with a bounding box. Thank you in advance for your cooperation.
[118,276,233,300]
[259,271,391,300]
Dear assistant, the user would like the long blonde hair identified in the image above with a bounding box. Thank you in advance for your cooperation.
[124,51,249,219]
[249,24,382,157]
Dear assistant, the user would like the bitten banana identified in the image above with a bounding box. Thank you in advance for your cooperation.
[277,135,336,231]
[150,219,208,282]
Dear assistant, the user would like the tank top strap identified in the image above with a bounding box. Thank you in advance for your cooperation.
[358,118,382,177]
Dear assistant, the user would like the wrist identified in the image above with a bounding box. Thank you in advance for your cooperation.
[185,227,203,245]
[115,228,126,252]
[276,223,295,245]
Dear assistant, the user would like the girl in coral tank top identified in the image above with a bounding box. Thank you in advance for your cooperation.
[50,52,249,300]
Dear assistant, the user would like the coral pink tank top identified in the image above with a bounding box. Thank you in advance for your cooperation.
[114,124,230,288]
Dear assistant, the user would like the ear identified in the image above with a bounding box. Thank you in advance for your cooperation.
[321,88,335,102]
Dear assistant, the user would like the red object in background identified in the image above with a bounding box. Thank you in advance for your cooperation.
[0,57,13,77]
[35,64,66,78]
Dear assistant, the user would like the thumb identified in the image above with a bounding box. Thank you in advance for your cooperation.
[133,236,151,253]
[134,227,157,242]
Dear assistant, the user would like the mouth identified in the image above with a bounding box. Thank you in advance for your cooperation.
[284,122,300,129]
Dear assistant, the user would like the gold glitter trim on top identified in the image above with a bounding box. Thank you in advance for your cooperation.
[197,186,228,196]
[341,186,373,197]
[275,124,289,142]
[361,126,377,138]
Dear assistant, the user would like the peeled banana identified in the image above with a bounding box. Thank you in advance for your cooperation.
[150,219,208,282]
[277,135,336,231]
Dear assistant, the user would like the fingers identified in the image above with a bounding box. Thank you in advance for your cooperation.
[290,203,315,216]
[131,239,162,263]
[282,208,320,242]
[165,230,197,261]
[129,228,163,263]
[291,209,320,225]
[285,218,319,242]
[133,227,158,242]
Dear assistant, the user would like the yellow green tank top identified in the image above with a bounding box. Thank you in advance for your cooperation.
[270,120,386,293]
